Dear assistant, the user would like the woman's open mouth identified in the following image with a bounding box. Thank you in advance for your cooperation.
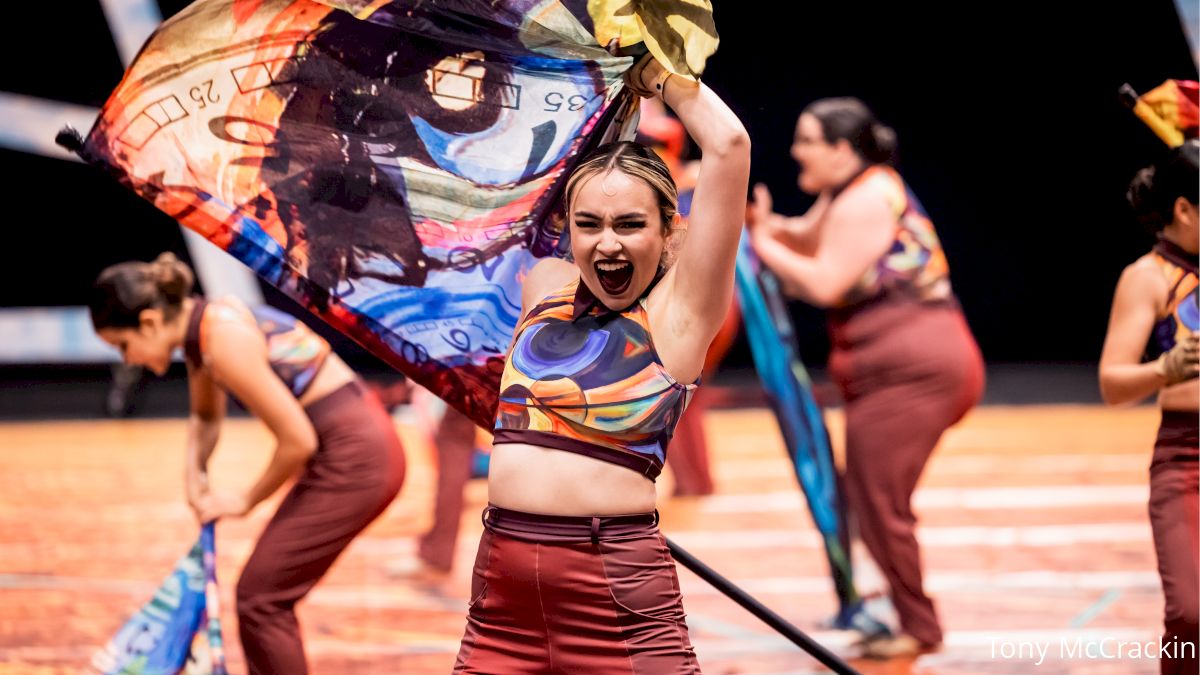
[594,260,634,295]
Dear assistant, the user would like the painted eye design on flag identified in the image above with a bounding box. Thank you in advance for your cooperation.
[260,13,592,294]
[426,52,489,113]
[408,52,607,186]
[260,10,617,297]
[254,19,523,293]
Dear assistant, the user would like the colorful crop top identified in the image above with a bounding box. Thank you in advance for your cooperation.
[184,298,331,399]
[1146,238,1199,361]
[837,165,954,309]
[492,275,697,480]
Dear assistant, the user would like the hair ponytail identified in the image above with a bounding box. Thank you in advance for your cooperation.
[90,253,195,330]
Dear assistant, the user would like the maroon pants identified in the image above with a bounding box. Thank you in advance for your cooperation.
[828,299,984,646]
[418,407,477,571]
[455,506,701,674]
[1150,411,1199,675]
[236,381,406,675]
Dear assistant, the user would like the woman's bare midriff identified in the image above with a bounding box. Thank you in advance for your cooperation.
[487,442,659,516]
[297,353,358,407]
[1160,379,1199,414]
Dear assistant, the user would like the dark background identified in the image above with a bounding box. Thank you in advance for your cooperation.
[1,0,1196,375]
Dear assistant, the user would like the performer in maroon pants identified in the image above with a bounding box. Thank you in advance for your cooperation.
[1100,140,1199,675]
[90,254,406,675]
[454,54,750,673]
[749,97,985,658]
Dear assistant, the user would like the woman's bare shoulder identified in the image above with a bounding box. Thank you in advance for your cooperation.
[522,258,578,308]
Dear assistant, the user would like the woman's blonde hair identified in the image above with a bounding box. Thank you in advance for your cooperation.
[564,141,678,232]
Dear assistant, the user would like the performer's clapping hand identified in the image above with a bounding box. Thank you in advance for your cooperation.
[746,183,784,237]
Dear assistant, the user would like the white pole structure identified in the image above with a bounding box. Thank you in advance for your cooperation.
[0,1,265,365]
[98,0,263,304]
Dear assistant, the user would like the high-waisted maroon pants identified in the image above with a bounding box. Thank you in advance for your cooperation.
[236,381,406,675]
[455,506,701,673]
[1149,410,1198,675]
[828,298,985,646]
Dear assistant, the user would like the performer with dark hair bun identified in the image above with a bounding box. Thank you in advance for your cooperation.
[90,253,407,675]
[749,97,985,658]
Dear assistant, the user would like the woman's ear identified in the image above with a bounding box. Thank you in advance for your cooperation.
[1173,196,1198,228]
[834,138,856,160]
[667,211,682,233]
[138,308,164,333]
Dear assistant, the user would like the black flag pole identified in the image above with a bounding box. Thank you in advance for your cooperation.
[665,537,860,674]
